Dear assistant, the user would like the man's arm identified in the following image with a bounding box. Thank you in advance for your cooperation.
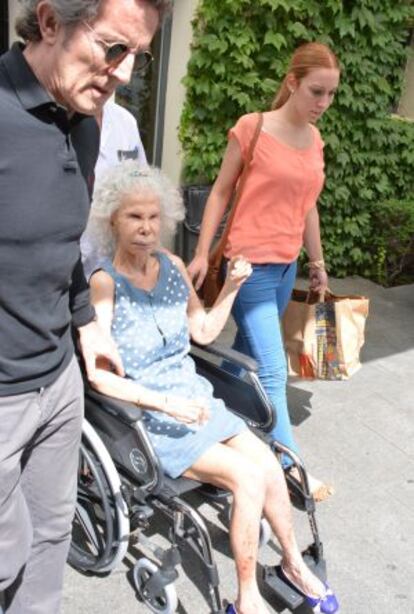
[69,257,96,327]
[70,257,124,380]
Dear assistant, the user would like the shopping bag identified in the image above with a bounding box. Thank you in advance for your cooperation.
[282,289,369,380]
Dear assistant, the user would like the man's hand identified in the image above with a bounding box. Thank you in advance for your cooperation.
[78,320,124,381]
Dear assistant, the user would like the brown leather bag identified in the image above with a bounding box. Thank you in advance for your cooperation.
[201,113,263,307]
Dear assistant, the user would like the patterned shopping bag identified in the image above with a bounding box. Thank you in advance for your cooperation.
[315,301,342,380]
[282,289,369,380]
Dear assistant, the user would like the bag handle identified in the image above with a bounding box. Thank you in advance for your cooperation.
[209,113,264,266]
[305,289,335,304]
[306,290,325,304]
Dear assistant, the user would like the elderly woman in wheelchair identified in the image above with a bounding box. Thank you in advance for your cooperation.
[82,161,339,614]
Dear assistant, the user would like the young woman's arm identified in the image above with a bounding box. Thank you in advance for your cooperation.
[172,254,251,345]
[187,137,243,290]
[303,206,328,293]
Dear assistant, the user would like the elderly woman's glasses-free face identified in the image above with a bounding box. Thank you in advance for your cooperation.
[82,21,153,73]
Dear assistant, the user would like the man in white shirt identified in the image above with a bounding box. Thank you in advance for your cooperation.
[95,99,148,181]
[82,99,148,276]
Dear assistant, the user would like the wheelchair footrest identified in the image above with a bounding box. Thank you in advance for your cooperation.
[303,551,327,581]
[262,565,305,609]
[262,556,327,610]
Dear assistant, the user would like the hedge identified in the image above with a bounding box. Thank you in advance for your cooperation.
[179,0,414,283]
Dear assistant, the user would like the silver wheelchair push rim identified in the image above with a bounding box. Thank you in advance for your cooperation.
[69,419,130,573]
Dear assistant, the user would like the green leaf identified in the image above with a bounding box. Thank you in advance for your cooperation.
[179,0,414,283]
[263,32,287,50]
[336,17,356,38]
[258,0,291,11]
[288,22,310,39]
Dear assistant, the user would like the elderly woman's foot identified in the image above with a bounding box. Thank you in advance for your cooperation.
[280,559,339,613]
[230,588,271,614]
[227,605,270,614]
[234,604,271,614]
[288,467,334,502]
[282,558,325,598]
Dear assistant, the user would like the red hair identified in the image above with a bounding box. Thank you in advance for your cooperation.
[271,42,340,110]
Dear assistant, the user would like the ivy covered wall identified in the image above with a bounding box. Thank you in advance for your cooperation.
[179,0,414,283]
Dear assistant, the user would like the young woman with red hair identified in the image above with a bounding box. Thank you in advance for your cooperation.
[188,42,340,502]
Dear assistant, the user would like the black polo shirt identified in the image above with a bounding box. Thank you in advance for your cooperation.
[0,43,100,395]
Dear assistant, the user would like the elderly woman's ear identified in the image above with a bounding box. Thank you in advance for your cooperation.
[110,211,118,228]
[109,211,120,242]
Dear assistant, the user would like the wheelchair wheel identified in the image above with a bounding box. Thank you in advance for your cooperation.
[68,419,130,573]
[133,557,178,614]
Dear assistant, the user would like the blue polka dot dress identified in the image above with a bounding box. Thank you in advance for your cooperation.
[103,253,246,478]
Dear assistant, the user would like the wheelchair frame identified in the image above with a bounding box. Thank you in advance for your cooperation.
[69,342,326,613]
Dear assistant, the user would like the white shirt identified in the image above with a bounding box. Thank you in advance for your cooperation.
[82,101,148,278]
[94,100,148,182]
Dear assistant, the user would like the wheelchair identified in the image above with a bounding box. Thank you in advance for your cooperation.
[69,342,327,613]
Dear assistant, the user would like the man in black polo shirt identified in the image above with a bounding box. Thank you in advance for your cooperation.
[0,1,168,612]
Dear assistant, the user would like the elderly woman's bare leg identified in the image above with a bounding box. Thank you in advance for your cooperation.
[227,431,326,598]
[183,443,270,614]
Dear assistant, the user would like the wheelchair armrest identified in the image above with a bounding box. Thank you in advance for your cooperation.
[85,386,143,426]
[191,341,258,373]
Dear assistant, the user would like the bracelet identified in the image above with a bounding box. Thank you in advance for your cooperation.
[306,259,326,271]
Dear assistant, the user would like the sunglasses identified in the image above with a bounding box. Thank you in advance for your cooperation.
[82,21,153,73]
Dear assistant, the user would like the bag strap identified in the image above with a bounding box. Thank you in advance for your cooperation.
[306,290,328,304]
[210,113,263,264]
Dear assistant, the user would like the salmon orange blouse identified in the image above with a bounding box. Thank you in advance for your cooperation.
[224,113,326,263]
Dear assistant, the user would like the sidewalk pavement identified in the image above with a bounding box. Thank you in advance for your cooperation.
[63,276,414,614]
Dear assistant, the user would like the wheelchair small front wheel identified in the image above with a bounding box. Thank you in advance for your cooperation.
[259,518,272,548]
[227,503,271,549]
[133,557,178,614]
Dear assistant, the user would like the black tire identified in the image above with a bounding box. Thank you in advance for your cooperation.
[133,557,178,614]
[68,437,120,572]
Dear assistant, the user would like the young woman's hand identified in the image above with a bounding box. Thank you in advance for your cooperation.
[187,254,209,291]
[163,395,210,426]
[308,267,328,294]
[224,255,252,291]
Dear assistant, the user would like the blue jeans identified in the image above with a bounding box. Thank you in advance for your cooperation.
[231,262,299,467]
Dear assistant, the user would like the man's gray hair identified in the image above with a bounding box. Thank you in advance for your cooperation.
[16,0,172,42]
[84,161,185,260]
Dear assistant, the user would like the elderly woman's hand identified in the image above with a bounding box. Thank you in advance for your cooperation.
[225,255,252,290]
[163,395,210,426]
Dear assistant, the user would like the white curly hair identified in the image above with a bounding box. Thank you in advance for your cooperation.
[84,161,185,259]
